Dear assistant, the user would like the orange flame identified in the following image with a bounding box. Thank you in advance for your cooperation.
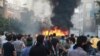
[42,27,69,36]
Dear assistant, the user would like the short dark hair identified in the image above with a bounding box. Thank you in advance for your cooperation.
[36,35,44,44]
[91,36,94,38]
[0,32,4,35]
[6,35,12,41]
[71,34,74,37]
[87,35,90,37]
[97,41,100,51]
[52,33,56,37]
[61,36,64,39]
[96,36,98,38]
[12,35,17,41]
[17,34,23,40]
[26,37,33,46]
[68,37,75,44]
[74,36,87,49]
[77,36,87,47]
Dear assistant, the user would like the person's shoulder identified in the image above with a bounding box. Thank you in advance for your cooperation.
[15,40,22,44]
[12,41,16,43]
[3,42,12,46]
[68,49,78,56]
[68,49,76,53]
[78,49,87,56]
[3,42,7,46]
[96,52,100,56]
[3,42,9,44]
[19,40,24,44]
[41,45,47,49]
[81,50,87,54]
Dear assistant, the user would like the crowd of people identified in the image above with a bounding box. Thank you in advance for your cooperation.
[0,32,100,56]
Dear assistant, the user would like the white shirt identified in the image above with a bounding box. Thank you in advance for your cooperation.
[12,40,25,52]
[0,35,7,44]
[68,47,88,56]
[68,44,75,51]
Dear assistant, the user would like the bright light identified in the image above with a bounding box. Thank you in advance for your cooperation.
[42,27,69,36]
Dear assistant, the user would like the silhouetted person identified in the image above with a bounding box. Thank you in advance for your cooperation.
[70,34,74,38]
[68,37,76,51]
[22,37,33,56]
[82,41,94,55]
[13,34,25,56]
[52,33,56,38]
[29,35,49,56]
[51,38,59,56]
[2,35,16,56]
[68,36,88,56]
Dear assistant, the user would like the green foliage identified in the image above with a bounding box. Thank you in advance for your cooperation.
[0,16,24,33]
[8,19,23,33]
[0,16,9,32]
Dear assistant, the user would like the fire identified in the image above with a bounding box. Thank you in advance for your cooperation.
[42,27,69,36]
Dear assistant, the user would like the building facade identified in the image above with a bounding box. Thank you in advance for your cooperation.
[4,0,32,19]
[0,0,5,17]
[71,0,96,34]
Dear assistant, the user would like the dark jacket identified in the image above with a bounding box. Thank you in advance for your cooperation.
[29,43,49,56]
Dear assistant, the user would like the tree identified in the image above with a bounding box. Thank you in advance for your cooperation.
[8,19,23,33]
[0,16,9,32]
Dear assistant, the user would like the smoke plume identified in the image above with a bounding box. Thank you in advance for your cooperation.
[51,0,80,29]
[8,0,52,35]
[7,0,80,35]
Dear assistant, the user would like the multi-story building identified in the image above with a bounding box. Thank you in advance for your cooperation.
[4,0,34,19]
[72,0,96,34]
[0,0,5,17]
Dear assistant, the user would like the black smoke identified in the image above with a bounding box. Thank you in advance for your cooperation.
[51,0,80,29]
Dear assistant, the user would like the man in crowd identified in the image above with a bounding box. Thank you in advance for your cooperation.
[13,34,25,56]
[29,35,49,56]
[2,34,16,56]
[68,36,88,56]
[22,37,33,56]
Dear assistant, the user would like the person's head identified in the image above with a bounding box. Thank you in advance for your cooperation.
[52,33,56,37]
[26,37,33,46]
[17,34,23,40]
[49,34,53,39]
[36,35,44,44]
[61,36,64,39]
[97,41,100,51]
[68,37,75,44]
[28,34,31,37]
[0,31,4,35]
[6,35,12,41]
[71,34,74,37]
[12,35,17,41]
[91,36,94,38]
[87,35,90,37]
[76,36,87,47]
[96,36,98,38]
